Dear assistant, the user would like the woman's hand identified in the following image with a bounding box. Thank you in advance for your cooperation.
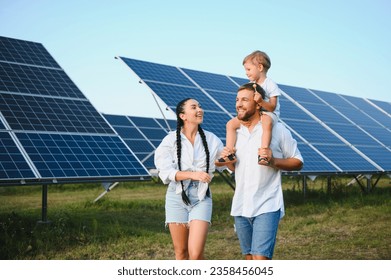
[191,171,211,183]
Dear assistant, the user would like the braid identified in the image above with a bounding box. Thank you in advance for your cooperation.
[176,98,191,205]
[198,125,211,197]
[176,119,191,205]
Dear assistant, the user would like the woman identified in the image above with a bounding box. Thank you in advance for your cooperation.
[154,98,224,260]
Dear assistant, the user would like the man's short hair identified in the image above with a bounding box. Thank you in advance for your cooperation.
[238,82,265,100]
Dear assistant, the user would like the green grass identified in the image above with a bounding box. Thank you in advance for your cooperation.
[0,175,390,260]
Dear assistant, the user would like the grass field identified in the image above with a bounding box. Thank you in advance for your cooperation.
[0,174,390,260]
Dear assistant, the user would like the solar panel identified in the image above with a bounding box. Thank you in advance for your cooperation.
[119,57,390,175]
[103,114,174,169]
[0,36,150,185]
[281,85,391,172]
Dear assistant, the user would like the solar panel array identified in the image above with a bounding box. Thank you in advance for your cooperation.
[0,36,150,186]
[119,57,391,175]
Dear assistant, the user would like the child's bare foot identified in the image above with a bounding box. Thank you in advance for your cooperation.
[258,147,271,166]
[258,155,270,166]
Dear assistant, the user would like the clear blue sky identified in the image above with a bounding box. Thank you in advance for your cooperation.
[1,0,390,119]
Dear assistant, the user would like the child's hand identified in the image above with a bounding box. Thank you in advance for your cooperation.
[254,92,264,105]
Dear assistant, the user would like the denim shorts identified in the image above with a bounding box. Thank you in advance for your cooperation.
[234,209,281,259]
[165,181,212,225]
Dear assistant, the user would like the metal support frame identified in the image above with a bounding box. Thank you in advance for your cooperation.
[93,182,119,203]
[302,176,307,197]
[216,170,235,190]
[353,173,382,193]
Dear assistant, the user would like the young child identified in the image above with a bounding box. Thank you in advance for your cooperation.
[216,50,281,166]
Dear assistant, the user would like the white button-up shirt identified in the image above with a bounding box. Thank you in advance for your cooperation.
[154,130,224,200]
[231,122,303,218]
[261,77,281,118]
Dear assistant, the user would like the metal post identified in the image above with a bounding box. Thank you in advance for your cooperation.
[366,177,372,193]
[302,176,307,197]
[38,184,51,224]
[327,176,331,194]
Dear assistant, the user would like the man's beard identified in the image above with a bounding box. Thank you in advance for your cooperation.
[237,107,257,122]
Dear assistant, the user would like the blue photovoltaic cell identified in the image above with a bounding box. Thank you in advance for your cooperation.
[279,98,313,121]
[201,112,231,140]
[181,68,239,92]
[0,93,113,134]
[123,139,155,154]
[147,82,223,112]
[229,76,248,86]
[0,132,36,181]
[369,99,391,115]
[0,120,5,130]
[16,132,147,179]
[135,127,168,140]
[120,57,194,86]
[310,89,348,106]
[0,36,60,68]
[102,114,132,126]
[283,120,343,145]
[0,62,85,99]
[342,95,391,129]
[312,89,389,128]
[204,89,236,115]
[334,106,380,128]
[313,144,377,172]
[113,126,145,139]
[303,102,351,125]
[360,146,391,171]
[280,84,322,104]
[326,123,383,147]
[103,114,157,169]
[296,142,338,173]
[142,156,155,170]
[129,116,161,129]
[130,116,169,143]
[155,118,176,131]
[360,125,391,147]
[150,140,163,148]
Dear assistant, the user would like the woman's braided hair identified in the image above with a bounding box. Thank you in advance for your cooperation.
[176,98,210,205]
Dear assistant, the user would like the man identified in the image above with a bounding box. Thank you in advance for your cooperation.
[221,82,303,260]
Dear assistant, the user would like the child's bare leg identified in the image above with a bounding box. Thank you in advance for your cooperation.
[258,114,272,165]
[215,118,240,166]
[225,117,240,153]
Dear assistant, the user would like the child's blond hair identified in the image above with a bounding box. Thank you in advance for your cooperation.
[243,50,271,73]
